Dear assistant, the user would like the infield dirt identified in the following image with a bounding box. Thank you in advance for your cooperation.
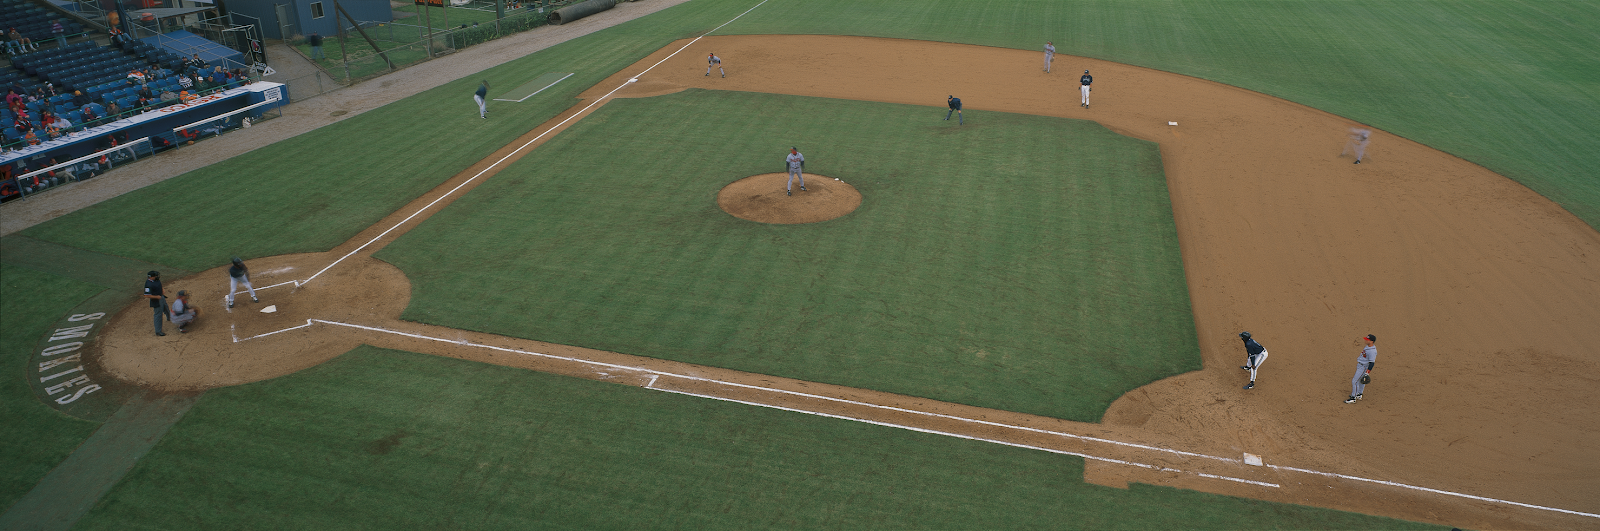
[90,35,1599,529]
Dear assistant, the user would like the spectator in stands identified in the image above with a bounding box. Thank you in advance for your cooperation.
[9,28,37,52]
[39,108,54,126]
[80,105,98,123]
[109,26,130,44]
[45,124,62,140]
[106,101,121,119]
[5,89,22,112]
[24,130,40,146]
[135,93,151,109]
[13,115,33,134]
[128,69,146,84]
[178,90,194,103]
[137,85,154,101]
[308,32,324,60]
[72,90,89,107]
[178,74,193,90]
[52,20,66,48]
[189,53,208,69]
[211,66,226,87]
[159,89,177,103]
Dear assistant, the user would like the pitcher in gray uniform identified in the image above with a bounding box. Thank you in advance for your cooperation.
[1345,334,1378,403]
[785,147,806,196]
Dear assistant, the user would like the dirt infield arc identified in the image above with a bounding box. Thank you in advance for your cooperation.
[91,35,1600,529]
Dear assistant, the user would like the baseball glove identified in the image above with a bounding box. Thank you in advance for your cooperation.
[1359,374,1371,385]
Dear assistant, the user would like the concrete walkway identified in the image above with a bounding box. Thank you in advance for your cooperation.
[0,0,696,237]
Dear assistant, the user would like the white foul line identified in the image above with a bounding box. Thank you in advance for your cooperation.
[297,0,773,287]
[651,386,1280,488]
[286,318,1596,518]
[493,72,576,102]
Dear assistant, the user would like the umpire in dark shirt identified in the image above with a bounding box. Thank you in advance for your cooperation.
[143,271,169,336]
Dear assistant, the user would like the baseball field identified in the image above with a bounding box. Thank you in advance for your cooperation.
[3,0,1598,529]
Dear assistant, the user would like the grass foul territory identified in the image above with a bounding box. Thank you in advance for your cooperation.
[377,89,1198,423]
[0,264,104,511]
[73,348,1447,530]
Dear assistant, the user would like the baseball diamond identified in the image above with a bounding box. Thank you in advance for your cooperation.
[2,0,1597,529]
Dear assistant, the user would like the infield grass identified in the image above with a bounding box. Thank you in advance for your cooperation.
[18,0,764,272]
[74,347,1445,530]
[377,89,1196,422]
[0,264,104,510]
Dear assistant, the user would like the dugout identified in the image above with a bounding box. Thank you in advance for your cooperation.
[2,82,288,201]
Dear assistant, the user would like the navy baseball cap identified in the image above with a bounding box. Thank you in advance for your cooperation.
[1364,334,1377,342]
[147,270,159,277]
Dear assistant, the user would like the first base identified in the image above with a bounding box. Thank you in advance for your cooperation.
[260,305,278,314]
[1168,121,1178,126]
[1243,453,1263,466]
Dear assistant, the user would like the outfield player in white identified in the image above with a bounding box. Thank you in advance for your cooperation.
[1043,41,1055,72]
[785,147,806,196]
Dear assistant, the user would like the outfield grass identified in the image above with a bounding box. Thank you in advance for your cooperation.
[0,264,105,510]
[376,89,1195,422]
[724,0,1600,231]
[74,347,1444,530]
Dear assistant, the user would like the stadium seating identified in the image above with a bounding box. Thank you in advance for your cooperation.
[0,0,84,44]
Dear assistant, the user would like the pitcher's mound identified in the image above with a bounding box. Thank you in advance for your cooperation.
[718,173,861,224]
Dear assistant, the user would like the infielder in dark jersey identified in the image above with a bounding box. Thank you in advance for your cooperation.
[1080,70,1093,108]
[1239,331,1268,389]
[945,95,962,125]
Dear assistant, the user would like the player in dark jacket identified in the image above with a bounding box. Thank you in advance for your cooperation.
[1239,331,1268,389]
[945,95,962,125]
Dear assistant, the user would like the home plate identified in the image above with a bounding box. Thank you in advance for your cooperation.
[260,305,278,313]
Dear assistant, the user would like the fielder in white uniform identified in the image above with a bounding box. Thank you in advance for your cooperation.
[1043,41,1055,72]
[707,53,724,78]
[1346,334,1378,403]
[785,147,806,196]
[226,256,259,308]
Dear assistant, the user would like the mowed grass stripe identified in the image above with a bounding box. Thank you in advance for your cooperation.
[75,347,1447,530]
[378,89,1195,422]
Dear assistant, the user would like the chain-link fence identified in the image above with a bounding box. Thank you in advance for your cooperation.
[281,4,557,90]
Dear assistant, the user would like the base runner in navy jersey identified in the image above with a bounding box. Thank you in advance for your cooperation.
[474,81,488,119]
[1239,331,1268,390]
[1080,70,1093,108]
